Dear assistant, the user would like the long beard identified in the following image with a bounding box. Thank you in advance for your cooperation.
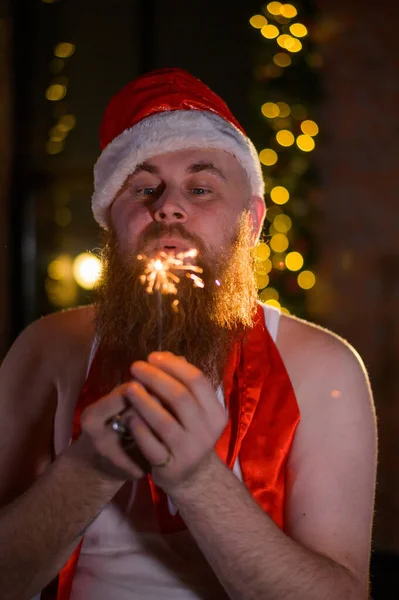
[94,212,258,389]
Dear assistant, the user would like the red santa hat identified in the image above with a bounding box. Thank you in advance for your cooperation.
[92,68,265,228]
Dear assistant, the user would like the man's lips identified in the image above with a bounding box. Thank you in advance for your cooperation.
[146,238,192,253]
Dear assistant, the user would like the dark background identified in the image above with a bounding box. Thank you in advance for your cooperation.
[0,0,398,597]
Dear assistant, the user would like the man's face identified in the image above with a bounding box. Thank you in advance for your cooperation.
[109,147,265,258]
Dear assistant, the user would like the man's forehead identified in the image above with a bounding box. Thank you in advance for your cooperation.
[131,148,246,181]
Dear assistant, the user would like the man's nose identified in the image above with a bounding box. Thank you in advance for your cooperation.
[152,190,187,223]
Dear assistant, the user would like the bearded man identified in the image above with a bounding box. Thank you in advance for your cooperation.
[0,69,376,600]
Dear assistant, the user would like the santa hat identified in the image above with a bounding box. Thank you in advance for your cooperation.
[92,68,264,229]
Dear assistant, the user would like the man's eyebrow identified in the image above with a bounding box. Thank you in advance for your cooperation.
[187,161,227,181]
[131,160,227,181]
[133,162,159,175]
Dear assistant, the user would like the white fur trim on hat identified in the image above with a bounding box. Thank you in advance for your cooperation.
[92,110,264,228]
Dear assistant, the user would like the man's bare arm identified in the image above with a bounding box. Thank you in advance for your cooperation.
[165,326,376,600]
[0,446,123,600]
[0,313,139,600]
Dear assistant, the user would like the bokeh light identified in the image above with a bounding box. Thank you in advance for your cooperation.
[280,3,297,18]
[54,42,75,58]
[45,84,67,101]
[285,251,304,271]
[290,23,308,37]
[300,119,319,136]
[273,214,292,233]
[73,253,102,290]
[287,38,302,52]
[261,24,280,39]
[58,114,76,132]
[270,185,290,205]
[276,101,290,117]
[270,233,289,253]
[46,139,65,155]
[259,148,278,166]
[250,14,268,28]
[296,134,315,152]
[273,52,292,67]
[297,270,316,289]
[256,272,270,289]
[253,241,271,261]
[276,129,295,146]
[267,2,282,15]
[262,102,280,118]
[260,287,279,302]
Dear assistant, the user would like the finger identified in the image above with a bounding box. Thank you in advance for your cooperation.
[147,352,216,411]
[129,362,201,426]
[127,411,172,468]
[82,383,135,430]
[125,380,185,438]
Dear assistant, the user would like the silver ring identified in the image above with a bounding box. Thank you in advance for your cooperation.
[111,417,128,436]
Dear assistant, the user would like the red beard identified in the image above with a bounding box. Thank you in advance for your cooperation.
[94,213,258,389]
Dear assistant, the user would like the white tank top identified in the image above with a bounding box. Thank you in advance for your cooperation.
[37,304,281,600]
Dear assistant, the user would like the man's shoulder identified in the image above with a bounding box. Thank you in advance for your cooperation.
[6,305,96,371]
[276,312,371,402]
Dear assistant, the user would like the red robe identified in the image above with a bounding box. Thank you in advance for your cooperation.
[43,304,300,600]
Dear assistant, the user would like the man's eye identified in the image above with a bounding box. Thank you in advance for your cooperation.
[138,187,156,196]
[192,188,209,195]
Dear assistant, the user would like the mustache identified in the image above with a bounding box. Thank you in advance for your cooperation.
[137,222,207,253]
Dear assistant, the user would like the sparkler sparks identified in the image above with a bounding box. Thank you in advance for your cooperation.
[137,249,204,295]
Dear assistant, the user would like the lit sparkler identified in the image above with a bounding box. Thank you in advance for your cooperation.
[137,249,204,295]
[137,249,204,351]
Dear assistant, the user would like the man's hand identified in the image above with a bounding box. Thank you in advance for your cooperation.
[126,351,228,493]
[69,384,150,483]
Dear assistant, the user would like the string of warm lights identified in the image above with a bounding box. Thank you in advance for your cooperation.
[249,1,322,316]
[42,0,76,155]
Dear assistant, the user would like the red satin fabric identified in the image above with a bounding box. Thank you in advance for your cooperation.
[99,68,246,150]
[50,304,299,599]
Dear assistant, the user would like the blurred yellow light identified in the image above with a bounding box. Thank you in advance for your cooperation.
[270,185,290,205]
[277,34,296,50]
[57,114,76,132]
[270,233,289,253]
[285,251,304,271]
[45,84,67,101]
[47,255,71,280]
[256,259,272,275]
[290,23,308,37]
[49,126,67,142]
[46,139,65,155]
[280,3,297,18]
[259,148,278,166]
[54,207,71,227]
[296,134,315,152]
[276,102,290,117]
[273,214,292,233]
[73,253,102,290]
[261,24,280,39]
[273,52,292,67]
[250,14,268,28]
[298,270,316,289]
[287,38,302,53]
[300,119,319,136]
[256,272,270,289]
[253,241,271,261]
[291,104,308,119]
[266,299,281,308]
[260,287,279,302]
[281,307,290,314]
[261,102,280,118]
[276,129,295,146]
[54,42,75,58]
[267,2,282,15]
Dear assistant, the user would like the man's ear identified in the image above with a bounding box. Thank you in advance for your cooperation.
[248,195,266,243]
